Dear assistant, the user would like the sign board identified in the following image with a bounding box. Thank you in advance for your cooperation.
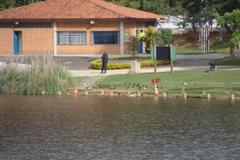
[156,47,171,61]
[156,46,176,61]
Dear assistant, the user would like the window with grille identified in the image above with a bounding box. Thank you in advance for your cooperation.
[57,32,86,45]
[91,31,119,44]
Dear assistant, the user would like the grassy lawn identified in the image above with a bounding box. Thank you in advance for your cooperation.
[176,48,229,55]
[215,57,240,66]
[176,42,229,55]
[72,76,90,84]
[95,70,240,96]
[174,31,230,55]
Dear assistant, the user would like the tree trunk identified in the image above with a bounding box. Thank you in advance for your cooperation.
[230,47,235,57]
[238,42,240,56]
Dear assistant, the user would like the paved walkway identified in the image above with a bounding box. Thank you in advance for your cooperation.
[70,54,229,77]
[70,66,209,77]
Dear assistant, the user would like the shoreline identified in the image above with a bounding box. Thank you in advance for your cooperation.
[6,89,236,101]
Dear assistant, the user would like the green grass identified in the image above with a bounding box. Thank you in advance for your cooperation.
[215,57,240,66]
[176,48,229,55]
[94,70,240,96]
[72,76,90,84]
[176,47,202,55]
[176,41,230,55]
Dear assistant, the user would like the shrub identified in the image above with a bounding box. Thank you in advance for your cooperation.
[140,60,170,68]
[90,59,130,70]
[0,55,73,95]
[90,57,170,70]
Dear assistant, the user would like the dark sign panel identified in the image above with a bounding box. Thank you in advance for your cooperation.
[156,47,171,61]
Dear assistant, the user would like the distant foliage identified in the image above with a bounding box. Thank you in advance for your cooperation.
[142,27,173,53]
[155,29,173,46]
[106,0,183,16]
[0,0,45,10]
[218,9,240,56]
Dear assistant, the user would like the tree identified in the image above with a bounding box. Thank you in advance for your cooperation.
[16,0,45,7]
[215,0,240,16]
[218,9,240,56]
[142,26,158,72]
[143,26,157,54]
[167,0,240,28]
[106,0,183,16]
[0,0,15,10]
[155,29,173,46]
[0,0,45,10]
[167,0,218,53]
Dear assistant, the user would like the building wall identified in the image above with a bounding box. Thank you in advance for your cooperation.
[57,22,121,55]
[21,28,53,54]
[0,27,53,55]
[0,28,13,54]
[0,20,145,55]
[57,21,142,55]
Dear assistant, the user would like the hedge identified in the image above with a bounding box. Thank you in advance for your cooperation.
[90,58,169,70]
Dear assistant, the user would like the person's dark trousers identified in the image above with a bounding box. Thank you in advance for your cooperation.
[101,63,107,73]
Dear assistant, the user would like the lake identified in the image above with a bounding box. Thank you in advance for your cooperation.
[0,96,239,160]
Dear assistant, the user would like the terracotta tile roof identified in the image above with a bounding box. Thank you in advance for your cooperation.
[0,0,164,22]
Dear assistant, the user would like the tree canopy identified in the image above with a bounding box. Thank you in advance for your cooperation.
[0,0,45,10]
[167,0,239,28]
[1,0,239,18]
[106,0,183,16]
[218,9,240,55]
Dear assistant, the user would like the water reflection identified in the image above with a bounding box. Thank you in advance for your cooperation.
[0,96,240,160]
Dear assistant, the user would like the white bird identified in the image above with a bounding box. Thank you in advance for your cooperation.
[183,82,188,86]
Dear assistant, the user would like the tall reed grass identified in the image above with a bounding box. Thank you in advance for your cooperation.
[0,55,73,95]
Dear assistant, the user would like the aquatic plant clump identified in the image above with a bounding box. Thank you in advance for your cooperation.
[0,55,73,95]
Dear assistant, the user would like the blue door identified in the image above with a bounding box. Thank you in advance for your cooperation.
[13,31,21,55]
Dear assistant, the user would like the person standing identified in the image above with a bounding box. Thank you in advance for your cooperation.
[101,52,108,74]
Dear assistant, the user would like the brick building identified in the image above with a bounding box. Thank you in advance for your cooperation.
[0,0,163,56]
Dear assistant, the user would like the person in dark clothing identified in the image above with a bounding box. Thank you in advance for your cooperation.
[101,52,108,73]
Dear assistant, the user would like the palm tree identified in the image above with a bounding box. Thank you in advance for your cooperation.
[143,26,158,73]
[144,26,157,54]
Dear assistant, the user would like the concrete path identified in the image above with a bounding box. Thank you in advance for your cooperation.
[70,66,209,77]
[70,54,229,77]
[54,56,95,70]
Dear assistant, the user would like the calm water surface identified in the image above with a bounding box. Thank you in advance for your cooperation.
[0,96,240,160]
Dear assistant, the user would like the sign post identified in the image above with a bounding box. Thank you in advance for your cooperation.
[170,44,174,73]
[156,45,176,73]
[153,44,157,73]
[151,45,157,73]
[151,78,161,95]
